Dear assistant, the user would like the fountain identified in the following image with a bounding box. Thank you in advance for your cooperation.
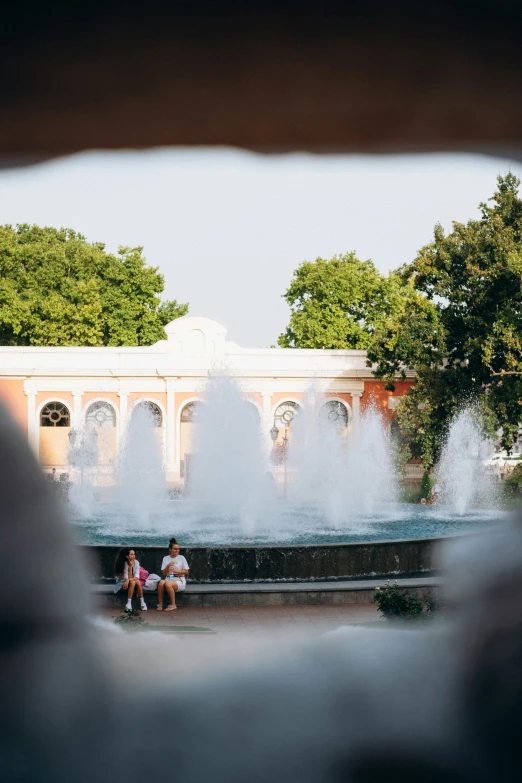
[67,427,99,515]
[187,375,275,534]
[288,390,397,525]
[67,379,506,550]
[114,402,167,525]
[435,407,498,515]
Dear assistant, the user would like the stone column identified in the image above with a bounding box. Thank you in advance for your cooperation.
[25,391,39,457]
[351,391,362,428]
[166,381,176,474]
[118,391,129,446]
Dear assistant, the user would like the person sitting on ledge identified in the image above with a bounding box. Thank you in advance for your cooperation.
[113,547,147,612]
[157,538,189,612]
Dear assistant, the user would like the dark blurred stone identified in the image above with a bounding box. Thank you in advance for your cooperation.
[1,2,522,156]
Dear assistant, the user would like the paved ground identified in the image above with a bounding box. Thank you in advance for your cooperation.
[98,602,382,634]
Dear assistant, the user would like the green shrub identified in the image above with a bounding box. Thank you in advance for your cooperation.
[373,581,426,621]
[425,594,445,615]
[504,464,522,496]
[419,471,434,502]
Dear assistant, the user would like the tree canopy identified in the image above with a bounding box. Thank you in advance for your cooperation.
[278,174,522,465]
[368,173,522,463]
[0,224,188,346]
[278,252,396,349]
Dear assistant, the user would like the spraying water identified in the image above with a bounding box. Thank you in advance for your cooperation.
[290,395,397,524]
[187,375,273,532]
[67,427,99,515]
[345,404,398,515]
[70,378,403,541]
[288,390,351,526]
[68,383,503,546]
[436,408,496,515]
[115,403,167,525]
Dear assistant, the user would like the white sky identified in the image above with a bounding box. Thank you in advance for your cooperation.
[1,149,521,347]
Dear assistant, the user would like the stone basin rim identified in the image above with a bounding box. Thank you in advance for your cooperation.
[83,534,459,551]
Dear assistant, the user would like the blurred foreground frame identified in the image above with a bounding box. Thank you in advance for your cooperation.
[1,0,522,159]
[2,3,522,783]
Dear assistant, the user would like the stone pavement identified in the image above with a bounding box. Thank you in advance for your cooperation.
[97,602,381,634]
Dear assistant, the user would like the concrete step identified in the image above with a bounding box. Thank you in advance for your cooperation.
[91,576,443,608]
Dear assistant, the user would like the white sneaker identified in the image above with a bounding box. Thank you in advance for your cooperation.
[125,602,132,611]
[140,602,147,611]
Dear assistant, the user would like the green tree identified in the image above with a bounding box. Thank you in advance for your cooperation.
[504,463,522,496]
[278,252,396,349]
[369,173,522,464]
[0,224,188,346]
[419,470,434,501]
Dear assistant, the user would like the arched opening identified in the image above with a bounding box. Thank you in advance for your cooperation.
[180,401,205,481]
[132,401,162,427]
[271,401,300,461]
[39,401,71,469]
[86,401,116,428]
[127,401,164,468]
[85,401,117,466]
[273,401,300,431]
[40,401,70,427]
[320,400,349,429]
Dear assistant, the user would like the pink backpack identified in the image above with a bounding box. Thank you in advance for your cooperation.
[139,566,149,587]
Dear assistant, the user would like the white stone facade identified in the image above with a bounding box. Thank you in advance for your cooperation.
[0,316,415,485]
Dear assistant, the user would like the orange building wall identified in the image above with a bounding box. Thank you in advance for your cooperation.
[39,429,71,467]
[0,379,27,435]
[0,376,416,473]
[174,391,205,417]
[245,391,263,407]
[323,392,353,404]
[36,391,74,410]
[361,380,415,421]
[270,391,303,407]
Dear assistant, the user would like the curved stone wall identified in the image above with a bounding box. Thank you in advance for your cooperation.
[85,537,446,584]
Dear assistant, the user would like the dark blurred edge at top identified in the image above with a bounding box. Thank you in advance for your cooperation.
[1,1,522,162]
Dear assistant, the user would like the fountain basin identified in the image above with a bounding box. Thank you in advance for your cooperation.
[85,536,446,584]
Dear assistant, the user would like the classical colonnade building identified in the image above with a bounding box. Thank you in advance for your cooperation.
[0,316,416,486]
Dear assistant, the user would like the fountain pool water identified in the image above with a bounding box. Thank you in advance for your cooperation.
[67,382,508,548]
[70,502,506,547]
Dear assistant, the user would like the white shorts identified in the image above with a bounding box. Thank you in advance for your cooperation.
[165,577,186,592]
